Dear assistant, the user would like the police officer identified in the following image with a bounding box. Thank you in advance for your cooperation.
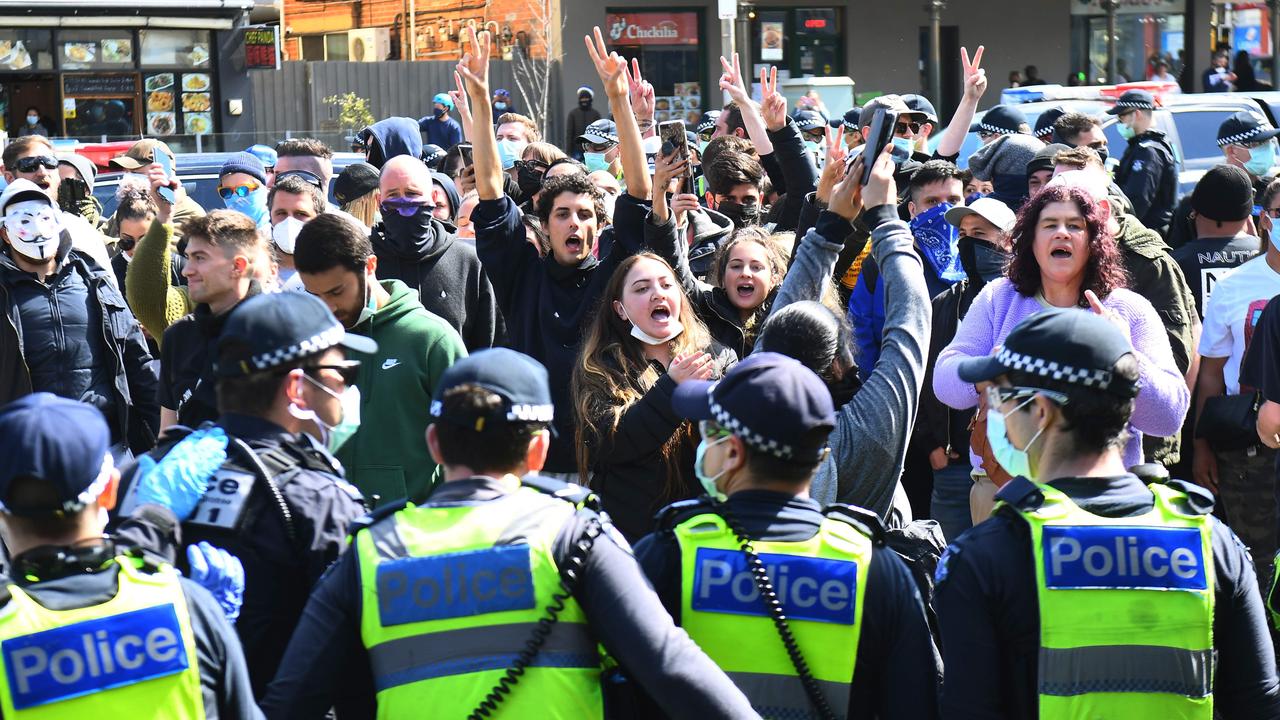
[1108,89,1178,233]
[933,309,1280,717]
[635,353,939,719]
[116,291,369,697]
[262,348,758,719]
[0,393,260,716]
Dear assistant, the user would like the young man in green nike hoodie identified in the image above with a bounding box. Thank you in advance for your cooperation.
[294,213,467,506]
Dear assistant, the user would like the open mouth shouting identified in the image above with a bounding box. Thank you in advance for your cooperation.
[564,235,584,256]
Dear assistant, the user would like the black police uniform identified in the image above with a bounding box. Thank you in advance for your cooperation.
[633,491,940,720]
[934,475,1280,718]
[1114,129,1178,233]
[115,414,366,697]
[260,475,759,720]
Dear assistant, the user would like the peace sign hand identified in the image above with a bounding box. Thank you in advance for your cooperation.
[455,23,491,93]
[450,71,474,121]
[760,66,787,132]
[718,53,754,108]
[628,58,656,120]
[586,26,629,100]
[961,45,988,102]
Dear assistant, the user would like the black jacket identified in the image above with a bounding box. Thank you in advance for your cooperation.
[760,117,820,234]
[472,193,649,472]
[913,275,983,461]
[1114,129,1178,233]
[566,104,603,156]
[370,217,500,351]
[0,243,158,453]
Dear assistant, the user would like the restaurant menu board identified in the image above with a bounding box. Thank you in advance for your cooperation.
[64,74,135,97]
[144,72,212,136]
[0,40,32,70]
[244,27,278,70]
[654,89,701,125]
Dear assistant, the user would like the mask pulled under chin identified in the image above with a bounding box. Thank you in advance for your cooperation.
[620,307,683,345]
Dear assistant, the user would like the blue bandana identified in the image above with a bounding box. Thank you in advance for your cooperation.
[910,202,966,283]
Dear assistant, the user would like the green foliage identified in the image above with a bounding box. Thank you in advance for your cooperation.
[324,92,375,130]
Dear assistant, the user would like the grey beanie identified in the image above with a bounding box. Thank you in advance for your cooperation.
[967,133,1044,182]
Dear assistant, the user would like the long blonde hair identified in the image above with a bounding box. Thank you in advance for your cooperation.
[573,253,713,498]
[342,191,380,229]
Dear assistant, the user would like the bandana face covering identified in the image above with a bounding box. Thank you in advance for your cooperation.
[909,203,965,283]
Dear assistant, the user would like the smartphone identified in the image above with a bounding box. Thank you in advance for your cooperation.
[658,120,694,191]
[859,108,898,186]
[155,151,176,205]
[458,143,474,168]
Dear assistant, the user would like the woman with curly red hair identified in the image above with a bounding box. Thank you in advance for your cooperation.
[932,181,1189,520]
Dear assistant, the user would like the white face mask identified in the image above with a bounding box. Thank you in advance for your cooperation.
[3,200,62,260]
[271,216,306,255]
[618,306,684,345]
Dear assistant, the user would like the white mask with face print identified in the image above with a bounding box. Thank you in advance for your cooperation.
[3,200,62,260]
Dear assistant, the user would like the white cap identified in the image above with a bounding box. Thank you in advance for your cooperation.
[0,178,51,215]
[944,197,1016,234]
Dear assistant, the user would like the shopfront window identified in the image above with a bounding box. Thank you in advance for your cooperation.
[605,12,704,126]
[1071,0,1185,86]
[57,30,134,70]
[0,31,53,71]
[750,8,845,81]
[1216,4,1276,87]
[139,29,212,68]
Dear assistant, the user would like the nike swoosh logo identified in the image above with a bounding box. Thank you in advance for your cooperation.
[381,359,401,370]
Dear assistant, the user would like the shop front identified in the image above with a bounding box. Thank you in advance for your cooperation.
[1212,3,1277,87]
[1070,0,1186,86]
[604,10,707,127]
[749,7,844,81]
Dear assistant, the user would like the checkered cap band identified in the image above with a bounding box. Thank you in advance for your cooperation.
[1114,99,1154,110]
[710,397,795,460]
[429,400,553,423]
[250,321,345,371]
[996,347,1113,389]
[1218,125,1271,147]
[977,123,1018,135]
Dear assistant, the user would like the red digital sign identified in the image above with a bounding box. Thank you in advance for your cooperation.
[244,27,279,70]
[803,18,827,29]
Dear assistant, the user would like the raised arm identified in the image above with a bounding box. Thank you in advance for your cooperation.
[457,26,501,201]
[126,166,193,339]
[762,70,820,233]
[718,54,775,156]
[586,27,650,201]
[935,46,987,160]
[449,71,475,143]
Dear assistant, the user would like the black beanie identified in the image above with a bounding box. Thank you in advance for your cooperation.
[1027,143,1070,178]
[1192,164,1254,222]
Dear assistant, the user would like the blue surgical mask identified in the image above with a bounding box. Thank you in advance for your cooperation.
[1246,140,1277,177]
[25,115,37,126]
[698,140,709,155]
[497,138,527,170]
[223,186,269,226]
[694,435,731,500]
[301,376,362,453]
[892,137,914,159]
[985,395,1044,481]
[1116,122,1136,141]
[1270,221,1280,253]
[909,202,966,283]
[495,101,508,111]
[584,151,611,174]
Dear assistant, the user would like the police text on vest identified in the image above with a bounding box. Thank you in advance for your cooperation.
[1042,526,1208,590]
[692,548,858,624]
[377,545,535,626]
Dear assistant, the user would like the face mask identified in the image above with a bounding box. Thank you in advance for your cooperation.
[985,395,1044,481]
[271,216,305,255]
[495,102,508,111]
[1245,140,1277,177]
[619,306,684,345]
[25,116,37,126]
[382,200,434,239]
[433,106,447,118]
[698,140,710,155]
[3,199,62,260]
[354,272,378,328]
[516,164,545,198]
[957,235,1009,283]
[964,191,986,205]
[1116,122,1136,141]
[584,151,612,174]
[1269,222,1280,253]
[891,136,915,161]
[297,375,362,453]
[694,435,731,501]
[223,186,269,226]
[717,198,762,229]
[579,98,592,109]
[497,139,527,170]
[909,203,966,283]
[1095,146,1110,165]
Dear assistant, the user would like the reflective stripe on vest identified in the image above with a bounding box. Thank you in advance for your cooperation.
[1011,482,1215,718]
[356,485,603,719]
[674,511,871,720]
[0,557,204,718]
[1269,549,1280,630]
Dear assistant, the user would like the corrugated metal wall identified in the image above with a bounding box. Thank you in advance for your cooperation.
[250,60,563,150]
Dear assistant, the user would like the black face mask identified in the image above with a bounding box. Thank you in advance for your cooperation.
[717,198,763,229]
[517,165,545,199]
[383,204,435,240]
[579,98,592,109]
[957,235,1009,283]
[1095,146,1109,165]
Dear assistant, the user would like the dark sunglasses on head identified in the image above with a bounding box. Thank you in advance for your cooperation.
[218,182,262,200]
[895,121,924,135]
[14,155,57,173]
[308,361,361,386]
[275,169,324,189]
[514,159,548,173]
[380,197,429,217]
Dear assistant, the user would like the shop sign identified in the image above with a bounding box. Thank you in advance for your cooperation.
[245,26,280,70]
[1070,0,1184,15]
[605,13,699,46]
[761,21,783,61]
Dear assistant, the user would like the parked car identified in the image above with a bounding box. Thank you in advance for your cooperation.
[92,151,366,219]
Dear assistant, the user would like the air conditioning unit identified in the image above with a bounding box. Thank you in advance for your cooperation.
[348,28,391,62]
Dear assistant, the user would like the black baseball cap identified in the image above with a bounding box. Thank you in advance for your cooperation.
[970,104,1029,135]
[333,162,380,205]
[431,348,555,429]
[673,352,835,462]
[1034,106,1066,140]
[1217,110,1280,147]
[1105,89,1156,115]
[956,309,1139,398]
[215,293,377,377]
[901,94,939,124]
[0,393,113,517]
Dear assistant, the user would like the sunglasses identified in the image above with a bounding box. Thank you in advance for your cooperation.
[275,169,324,189]
[697,131,714,142]
[307,361,361,387]
[14,155,57,173]
[514,159,548,173]
[986,385,1070,407]
[380,197,429,217]
[699,420,732,441]
[218,182,262,200]
[895,121,924,135]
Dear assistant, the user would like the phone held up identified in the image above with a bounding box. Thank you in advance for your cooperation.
[658,120,694,192]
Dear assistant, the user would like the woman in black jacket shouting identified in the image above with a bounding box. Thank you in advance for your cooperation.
[573,252,737,541]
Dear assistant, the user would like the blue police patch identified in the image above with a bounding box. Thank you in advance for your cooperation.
[1042,526,1207,591]
[3,604,189,710]
[377,545,535,626]
[691,547,857,625]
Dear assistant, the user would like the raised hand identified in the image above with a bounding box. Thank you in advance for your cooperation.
[828,155,863,221]
[586,26,629,100]
[668,351,715,384]
[816,126,849,204]
[860,144,898,210]
[961,45,988,102]
[628,57,656,122]
[654,150,690,196]
[1084,289,1128,334]
[759,66,787,132]
[718,53,754,107]
[456,23,491,94]
[450,71,473,121]
[824,125,847,168]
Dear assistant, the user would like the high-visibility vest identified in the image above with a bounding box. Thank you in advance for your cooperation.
[673,510,872,720]
[1269,550,1280,630]
[355,485,603,718]
[0,556,204,718]
[1010,482,1215,719]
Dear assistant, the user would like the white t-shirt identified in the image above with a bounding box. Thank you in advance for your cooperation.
[1199,254,1280,394]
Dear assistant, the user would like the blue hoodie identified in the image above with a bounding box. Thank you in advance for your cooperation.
[366,117,423,169]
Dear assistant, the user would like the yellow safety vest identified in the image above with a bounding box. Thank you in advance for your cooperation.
[355,485,603,718]
[674,510,872,720]
[1010,482,1215,719]
[0,556,204,718]
[1269,550,1280,630]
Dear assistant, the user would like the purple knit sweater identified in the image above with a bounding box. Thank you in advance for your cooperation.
[933,278,1190,471]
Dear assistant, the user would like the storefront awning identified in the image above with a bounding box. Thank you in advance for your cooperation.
[0,16,239,30]
[0,0,254,8]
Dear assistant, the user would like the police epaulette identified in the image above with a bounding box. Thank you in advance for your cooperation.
[1163,479,1216,516]
[653,496,717,531]
[993,476,1044,512]
[822,504,886,542]
[521,475,601,511]
[346,499,409,536]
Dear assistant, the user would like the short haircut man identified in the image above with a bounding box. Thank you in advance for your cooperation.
[1,135,52,171]
[268,173,326,217]
[1052,145,1105,173]
[273,138,335,189]
[534,173,605,225]
[704,149,766,196]
[294,212,371,275]
[183,210,263,259]
[496,112,541,143]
